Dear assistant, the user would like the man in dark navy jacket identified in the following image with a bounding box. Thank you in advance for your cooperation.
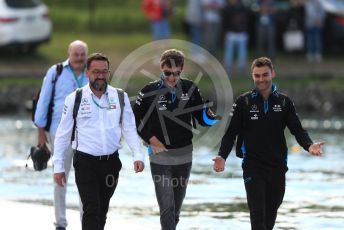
[133,49,218,230]
[213,56,324,230]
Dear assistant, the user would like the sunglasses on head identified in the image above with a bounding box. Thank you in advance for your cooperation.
[163,70,181,77]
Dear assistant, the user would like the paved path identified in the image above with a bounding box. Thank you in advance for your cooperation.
[0,199,157,230]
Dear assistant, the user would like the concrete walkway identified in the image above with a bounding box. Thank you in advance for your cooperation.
[0,199,156,230]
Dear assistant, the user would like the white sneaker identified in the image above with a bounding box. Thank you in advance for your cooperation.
[315,54,323,63]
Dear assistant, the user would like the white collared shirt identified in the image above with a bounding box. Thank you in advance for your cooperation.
[52,84,144,173]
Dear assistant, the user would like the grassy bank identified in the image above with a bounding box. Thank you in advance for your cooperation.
[44,0,185,33]
[2,74,344,97]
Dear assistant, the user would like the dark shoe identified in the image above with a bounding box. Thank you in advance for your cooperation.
[56,227,66,230]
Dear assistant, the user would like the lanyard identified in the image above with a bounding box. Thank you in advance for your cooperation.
[91,93,116,110]
[71,67,85,88]
[171,90,176,103]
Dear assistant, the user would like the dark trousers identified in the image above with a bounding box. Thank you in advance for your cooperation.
[243,169,285,230]
[73,151,122,230]
[150,162,192,230]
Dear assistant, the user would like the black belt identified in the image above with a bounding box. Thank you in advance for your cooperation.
[74,150,119,161]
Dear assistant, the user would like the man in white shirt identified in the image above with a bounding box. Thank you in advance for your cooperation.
[53,53,145,230]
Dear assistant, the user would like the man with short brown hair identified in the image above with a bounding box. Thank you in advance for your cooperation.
[133,49,218,230]
[213,56,324,230]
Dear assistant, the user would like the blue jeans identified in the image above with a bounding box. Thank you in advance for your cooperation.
[224,32,248,74]
[306,27,322,56]
[150,162,192,230]
[151,19,171,40]
[189,25,202,47]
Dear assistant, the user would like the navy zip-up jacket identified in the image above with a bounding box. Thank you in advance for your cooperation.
[133,78,214,149]
[218,85,313,171]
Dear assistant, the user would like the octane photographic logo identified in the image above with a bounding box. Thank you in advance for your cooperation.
[111,39,233,165]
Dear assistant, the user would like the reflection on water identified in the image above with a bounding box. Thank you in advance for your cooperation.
[0,116,343,230]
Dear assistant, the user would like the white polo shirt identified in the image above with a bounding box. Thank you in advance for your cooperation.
[52,83,144,173]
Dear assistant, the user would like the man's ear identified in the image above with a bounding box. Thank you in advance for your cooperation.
[271,70,276,79]
[85,68,90,77]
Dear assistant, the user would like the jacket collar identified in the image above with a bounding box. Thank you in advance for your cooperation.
[251,84,278,98]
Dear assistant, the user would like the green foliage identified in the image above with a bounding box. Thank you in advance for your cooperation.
[44,0,186,33]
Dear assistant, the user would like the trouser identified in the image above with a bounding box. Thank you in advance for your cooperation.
[224,31,248,74]
[150,162,192,230]
[204,21,221,56]
[256,24,276,58]
[243,169,286,230]
[73,150,122,230]
[306,27,323,56]
[49,134,74,228]
[151,19,171,40]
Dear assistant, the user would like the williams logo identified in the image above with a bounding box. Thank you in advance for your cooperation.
[180,93,189,101]
[273,104,282,112]
[251,114,259,120]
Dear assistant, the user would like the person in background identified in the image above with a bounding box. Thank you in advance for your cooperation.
[53,53,145,230]
[142,0,172,41]
[287,0,305,32]
[256,0,276,58]
[34,40,89,230]
[185,0,204,61]
[213,57,324,230]
[221,0,250,75]
[201,0,225,57]
[304,0,326,62]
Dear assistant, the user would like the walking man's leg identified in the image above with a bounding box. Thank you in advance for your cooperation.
[265,172,286,230]
[244,171,267,230]
[74,154,99,230]
[98,157,121,230]
[172,162,192,226]
[151,163,176,230]
[50,134,73,229]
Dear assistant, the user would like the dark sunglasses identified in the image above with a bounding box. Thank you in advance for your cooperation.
[163,70,181,77]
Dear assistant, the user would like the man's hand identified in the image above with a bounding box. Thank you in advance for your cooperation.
[308,141,325,156]
[212,155,225,172]
[54,172,66,187]
[149,136,168,155]
[134,161,145,173]
[38,128,48,147]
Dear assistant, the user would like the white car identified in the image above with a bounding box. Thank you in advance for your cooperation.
[0,0,52,52]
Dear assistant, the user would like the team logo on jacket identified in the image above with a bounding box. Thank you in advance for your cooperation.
[180,93,189,101]
[250,104,259,113]
[158,95,167,103]
[251,114,258,120]
[158,104,167,111]
[273,104,282,112]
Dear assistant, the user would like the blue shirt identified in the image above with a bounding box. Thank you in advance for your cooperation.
[34,59,89,136]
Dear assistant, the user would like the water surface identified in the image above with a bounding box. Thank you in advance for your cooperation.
[0,116,343,229]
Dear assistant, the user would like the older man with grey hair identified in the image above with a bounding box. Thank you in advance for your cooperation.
[34,40,89,230]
